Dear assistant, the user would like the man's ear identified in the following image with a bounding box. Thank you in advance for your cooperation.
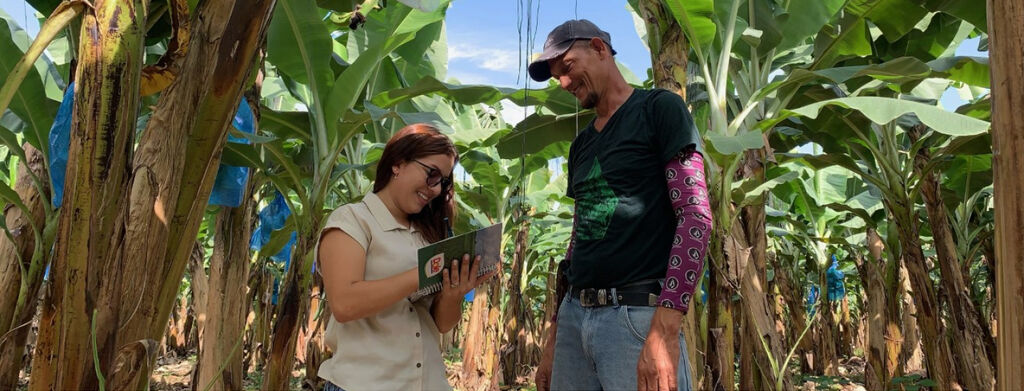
[590,37,609,58]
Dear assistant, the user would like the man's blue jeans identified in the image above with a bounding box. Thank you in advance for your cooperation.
[551,294,693,391]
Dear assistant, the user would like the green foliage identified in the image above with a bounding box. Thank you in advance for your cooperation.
[775,0,845,54]
[495,112,592,159]
[890,374,938,391]
[663,0,715,57]
[2,0,1000,387]
[371,76,579,114]
[787,96,990,136]
[0,13,58,154]
[797,374,855,390]
[267,0,334,90]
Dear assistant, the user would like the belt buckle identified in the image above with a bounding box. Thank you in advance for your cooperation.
[579,289,592,307]
[579,288,611,307]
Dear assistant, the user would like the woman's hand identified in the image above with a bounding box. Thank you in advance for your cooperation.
[431,253,496,332]
[438,253,494,303]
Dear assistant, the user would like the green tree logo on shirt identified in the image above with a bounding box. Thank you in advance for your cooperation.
[576,158,618,241]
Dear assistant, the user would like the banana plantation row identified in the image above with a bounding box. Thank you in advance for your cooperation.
[0,0,1021,390]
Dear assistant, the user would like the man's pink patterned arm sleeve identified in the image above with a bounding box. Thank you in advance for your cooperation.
[658,149,712,314]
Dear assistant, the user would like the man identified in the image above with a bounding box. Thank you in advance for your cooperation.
[529,20,712,391]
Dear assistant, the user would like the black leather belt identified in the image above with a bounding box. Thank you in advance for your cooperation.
[569,280,662,307]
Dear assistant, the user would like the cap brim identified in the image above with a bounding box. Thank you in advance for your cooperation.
[528,40,574,82]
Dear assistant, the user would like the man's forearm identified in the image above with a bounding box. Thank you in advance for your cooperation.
[658,149,712,314]
[649,306,685,335]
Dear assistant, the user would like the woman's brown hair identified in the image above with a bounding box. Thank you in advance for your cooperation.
[374,123,458,243]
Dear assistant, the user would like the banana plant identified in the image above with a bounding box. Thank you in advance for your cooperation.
[777,64,993,387]
[233,1,456,388]
[768,153,880,376]
[236,3,599,385]
[950,180,994,310]
[444,103,574,385]
[665,0,988,387]
[0,11,68,388]
[665,0,857,386]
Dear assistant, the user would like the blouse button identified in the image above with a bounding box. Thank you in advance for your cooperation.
[409,307,414,312]
[416,363,422,368]
[416,332,421,337]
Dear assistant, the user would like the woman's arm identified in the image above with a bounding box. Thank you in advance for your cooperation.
[319,228,419,323]
[430,292,462,334]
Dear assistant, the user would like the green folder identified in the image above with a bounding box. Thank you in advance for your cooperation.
[415,223,502,297]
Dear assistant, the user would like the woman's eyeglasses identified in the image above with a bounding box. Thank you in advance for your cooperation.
[412,160,453,191]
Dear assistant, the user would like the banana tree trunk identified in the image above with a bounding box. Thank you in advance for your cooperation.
[839,298,853,358]
[30,0,276,387]
[118,0,274,386]
[988,0,1024,385]
[196,177,255,391]
[979,237,997,336]
[692,275,708,390]
[303,276,328,391]
[858,228,892,390]
[738,313,755,390]
[29,0,148,386]
[262,235,315,391]
[768,255,786,346]
[501,216,535,386]
[911,126,995,390]
[0,143,50,390]
[166,289,191,356]
[634,0,688,96]
[877,253,903,384]
[897,262,923,374]
[733,149,790,390]
[244,263,273,375]
[707,234,734,391]
[814,271,838,376]
[114,0,275,362]
[246,263,276,375]
[737,222,756,390]
[539,257,558,347]
[774,265,811,374]
[191,242,210,345]
[459,274,502,391]
[633,2,699,385]
[890,203,959,388]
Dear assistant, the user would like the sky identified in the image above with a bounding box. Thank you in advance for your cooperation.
[442,0,652,123]
[1,0,988,122]
[0,0,36,33]
[444,0,651,87]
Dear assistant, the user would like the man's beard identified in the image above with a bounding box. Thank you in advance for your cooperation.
[580,92,599,109]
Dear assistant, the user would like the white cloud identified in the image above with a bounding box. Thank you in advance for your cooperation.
[499,99,534,126]
[445,71,494,85]
[448,43,520,72]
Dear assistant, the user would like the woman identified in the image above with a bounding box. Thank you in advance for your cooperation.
[316,124,493,391]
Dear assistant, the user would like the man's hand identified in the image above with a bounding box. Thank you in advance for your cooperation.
[637,307,683,391]
[536,325,557,391]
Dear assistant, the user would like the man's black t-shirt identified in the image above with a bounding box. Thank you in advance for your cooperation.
[565,88,701,289]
